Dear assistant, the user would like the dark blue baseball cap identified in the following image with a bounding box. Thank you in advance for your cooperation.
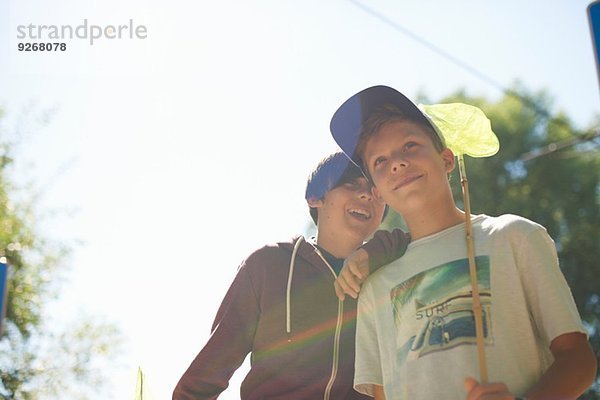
[305,151,365,201]
[330,85,441,167]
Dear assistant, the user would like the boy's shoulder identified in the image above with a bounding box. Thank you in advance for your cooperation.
[239,236,308,272]
[479,213,547,237]
[243,236,296,260]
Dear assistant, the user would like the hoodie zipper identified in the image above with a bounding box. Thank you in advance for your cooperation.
[313,247,344,400]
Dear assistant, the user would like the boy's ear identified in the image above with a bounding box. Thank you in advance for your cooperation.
[441,148,456,173]
[307,197,323,208]
[371,186,383,202]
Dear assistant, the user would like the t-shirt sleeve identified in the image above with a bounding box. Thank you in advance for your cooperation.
[361,228,411,273]
[516,226,586,345]
[354,282,384,397]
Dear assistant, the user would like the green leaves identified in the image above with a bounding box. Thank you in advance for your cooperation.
[0,107,123,399]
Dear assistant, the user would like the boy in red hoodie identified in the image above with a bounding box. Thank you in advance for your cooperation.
[173,151,409,399]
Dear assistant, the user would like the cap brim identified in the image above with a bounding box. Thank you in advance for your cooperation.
[330,85,437,168]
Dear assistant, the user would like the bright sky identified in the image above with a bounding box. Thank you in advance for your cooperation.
[1,1,598,398]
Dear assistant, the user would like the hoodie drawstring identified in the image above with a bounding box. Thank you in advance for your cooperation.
[286,236,304,342]
[285,236,342,400]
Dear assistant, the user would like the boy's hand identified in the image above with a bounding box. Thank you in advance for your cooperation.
[464,377,517,400]
[334,248,369,301]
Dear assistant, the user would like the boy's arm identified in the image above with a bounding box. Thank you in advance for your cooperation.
[373,385,386,400]
[334,228,409,300]
[173,266,258,400]
[464,331,597,400]
[526,331,597,399]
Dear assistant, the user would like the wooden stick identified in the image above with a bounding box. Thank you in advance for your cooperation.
[458,154,488,383]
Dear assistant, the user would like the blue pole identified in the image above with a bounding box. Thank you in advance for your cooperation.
[588,0,600,90]
[0,262,7,336]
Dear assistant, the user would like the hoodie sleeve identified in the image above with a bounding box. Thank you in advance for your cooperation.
[173,265,259,400]
[361,228,410,273]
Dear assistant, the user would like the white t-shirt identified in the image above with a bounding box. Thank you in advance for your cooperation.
[355,214,585,399]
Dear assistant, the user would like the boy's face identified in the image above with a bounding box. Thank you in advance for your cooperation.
[362,120,455,215]
[310,176,385,240]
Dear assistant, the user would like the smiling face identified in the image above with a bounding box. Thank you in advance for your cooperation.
[362,120,455,217]
[310,176,385,246]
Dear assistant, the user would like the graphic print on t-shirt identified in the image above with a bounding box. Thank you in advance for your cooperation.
[391,256,492,366]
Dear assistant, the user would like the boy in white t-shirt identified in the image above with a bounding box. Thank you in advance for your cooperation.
[329,85,597,400]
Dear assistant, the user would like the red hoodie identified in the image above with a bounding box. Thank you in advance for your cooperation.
[173,230,408,400]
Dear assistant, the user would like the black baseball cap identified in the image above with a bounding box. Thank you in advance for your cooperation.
[330,85,444,167]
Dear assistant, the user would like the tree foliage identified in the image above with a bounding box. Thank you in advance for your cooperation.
[0,108,122,399]
[383,84,600,397]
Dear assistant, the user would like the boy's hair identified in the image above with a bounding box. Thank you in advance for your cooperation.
[356,103,445,174]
